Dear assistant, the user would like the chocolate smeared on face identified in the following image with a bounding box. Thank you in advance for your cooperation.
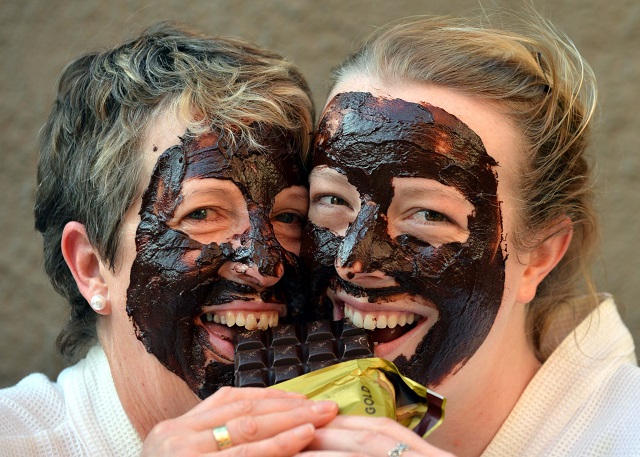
[302,92,506,387]
[127,127,308,399]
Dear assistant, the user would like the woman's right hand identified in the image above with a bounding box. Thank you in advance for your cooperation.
[141,386,339,456]
[302,414,457,457]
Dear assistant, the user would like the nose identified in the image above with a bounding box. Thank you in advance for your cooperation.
[226,260,285,289]
[227,210,286,289]
[335,200,397,288]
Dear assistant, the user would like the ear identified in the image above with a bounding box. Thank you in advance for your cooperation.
[61,221,111,315]
[516,217,573,304]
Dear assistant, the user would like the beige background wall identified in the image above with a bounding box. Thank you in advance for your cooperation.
[1,0,638,386]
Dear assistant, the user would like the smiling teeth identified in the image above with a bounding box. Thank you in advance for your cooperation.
[344,304,418,330]
[203,311,279,330]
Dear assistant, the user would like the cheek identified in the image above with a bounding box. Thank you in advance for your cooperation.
[499,246,529,304]
[488,190,523,300]
[121,235,139,273]
[106,219,140,306]
[301,222,343,268]
[182,249,202,266]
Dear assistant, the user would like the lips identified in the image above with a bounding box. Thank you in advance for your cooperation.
[197,299,287,363]
[328,288,439,361]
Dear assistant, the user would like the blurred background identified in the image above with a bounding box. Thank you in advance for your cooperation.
[1,0,638,386]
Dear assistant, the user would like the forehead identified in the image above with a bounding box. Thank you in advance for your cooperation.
[314,92,501,202]
[139,111,187,181]
[322,80,523,198]
[316,91,487,170]
[140,113,306,196]
[182,130,305,184]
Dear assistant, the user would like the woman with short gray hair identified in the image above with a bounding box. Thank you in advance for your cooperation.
[1,22,340,456]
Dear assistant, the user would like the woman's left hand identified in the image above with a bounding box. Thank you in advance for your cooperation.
[301,415,457,457]
[141,386,339,456]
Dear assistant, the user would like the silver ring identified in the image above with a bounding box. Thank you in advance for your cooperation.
[388,442,410,457]
[212,425,233,450]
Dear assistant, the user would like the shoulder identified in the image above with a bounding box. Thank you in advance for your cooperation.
[0,372,80,454]
[571,362,640,455]
[592,361,640,424]
[485,296,640,456]
[0,372,66,432]
[554,296,640,452]
[0,351,113,455]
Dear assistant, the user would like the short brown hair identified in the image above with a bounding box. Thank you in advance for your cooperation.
[35,22,314,362]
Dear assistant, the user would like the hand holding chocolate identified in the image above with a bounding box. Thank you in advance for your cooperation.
[234,319,445,438]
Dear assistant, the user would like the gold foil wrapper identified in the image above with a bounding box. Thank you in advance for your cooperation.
[270,357,445,438]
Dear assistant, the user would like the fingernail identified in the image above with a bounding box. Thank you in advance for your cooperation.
[312,400,338,414]
[293,423,314,439]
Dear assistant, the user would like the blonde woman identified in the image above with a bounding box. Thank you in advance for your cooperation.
[302,11,640,457]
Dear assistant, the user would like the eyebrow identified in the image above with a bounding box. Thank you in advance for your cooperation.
[395,183,472,207]
[286,191,309,203]
[309,167,350,185]
[183,186,233,199]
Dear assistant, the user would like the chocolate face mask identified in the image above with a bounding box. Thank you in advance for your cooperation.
[302,92,505,387]
[127,128,308,398]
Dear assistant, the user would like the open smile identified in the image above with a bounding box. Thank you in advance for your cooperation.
[197,299,286,363]
[328,288,439,360]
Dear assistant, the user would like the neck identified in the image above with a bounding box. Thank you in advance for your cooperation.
[99,324,199,439]
[425,312,541,456]
[430,358,539,456]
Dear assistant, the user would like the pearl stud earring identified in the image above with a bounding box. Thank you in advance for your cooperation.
[90,294,107,312]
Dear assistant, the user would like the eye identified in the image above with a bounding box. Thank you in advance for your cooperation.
[413,209,449,223]
[271,185,309,255]
[186,208,208,221]
[387,177,474,247]
[273,212,305,224]
[317,195,350,207]
[308,167,360,236]
[183,208,222,223]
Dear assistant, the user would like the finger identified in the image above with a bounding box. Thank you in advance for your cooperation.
[214,423,316,457]
[322,415,421,442]
[223,401,338,445]
[185,386,307,416]
[308,428,424,457]
[295,453,345,457]
[142,419,210,456]
[186,400,338,451]
[184,396,322,430]
[309,416,455,457]
[140,395,327,456]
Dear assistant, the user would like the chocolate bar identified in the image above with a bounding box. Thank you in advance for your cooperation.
[234,319,374,387]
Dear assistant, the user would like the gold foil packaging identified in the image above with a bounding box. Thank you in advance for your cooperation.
[271,357,445,438]
[233,320,446,436]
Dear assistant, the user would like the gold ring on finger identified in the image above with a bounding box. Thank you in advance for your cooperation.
[213,425,233,450]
